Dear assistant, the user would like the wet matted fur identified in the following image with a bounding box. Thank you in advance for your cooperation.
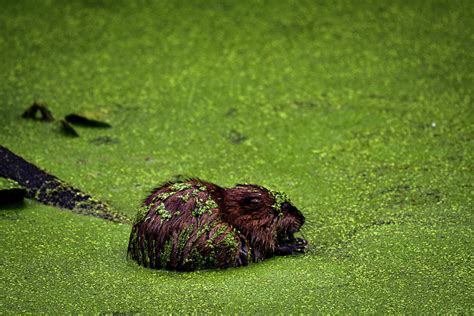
[128,179,307,271]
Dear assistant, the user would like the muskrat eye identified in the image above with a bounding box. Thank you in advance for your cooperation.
[281,202,291,210]
[280,202,302,217]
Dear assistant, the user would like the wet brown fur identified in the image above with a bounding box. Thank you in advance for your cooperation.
[127,179,305,271]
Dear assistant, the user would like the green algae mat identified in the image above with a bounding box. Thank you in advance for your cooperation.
[1,0,473,313]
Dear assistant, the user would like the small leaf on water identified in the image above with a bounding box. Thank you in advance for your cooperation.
[21,102,54,122]
[60,120,79,137]
[65,114,111,128]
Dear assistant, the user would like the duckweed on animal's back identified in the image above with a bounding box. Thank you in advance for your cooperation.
[127,179,305,271]
[0,0,472,313]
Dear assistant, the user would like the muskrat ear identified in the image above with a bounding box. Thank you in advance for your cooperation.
[240,195,263,210]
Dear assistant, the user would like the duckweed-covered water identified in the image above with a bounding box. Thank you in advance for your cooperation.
[1,1,472,313]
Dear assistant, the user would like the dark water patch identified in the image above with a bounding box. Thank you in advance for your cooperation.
[348,163,413,182]
[272,19,331,38]
[113,103,140,112]
[288,99,341,112]
[90,136,120,145]
[98,311,141,316]
[285,99,352,114]
[0,206,22,220]
[227,129,247,144]
[346,219,397,240]
[376,184,413,196]
[363,93,416,104]
[416,121,438,130]
[81,0,115,9]
[321,218,399,259]
[367,93,388,100]
[225,107,237,117]
[348,128,400,147]
[291,100,322,109]
[187,1,233,11]
[371,185,443,207]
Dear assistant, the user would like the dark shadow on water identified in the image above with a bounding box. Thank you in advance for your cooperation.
[0,200,27,220]
[0,188,27,206]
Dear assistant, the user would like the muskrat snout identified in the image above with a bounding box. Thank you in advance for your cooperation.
[280,202,305,228]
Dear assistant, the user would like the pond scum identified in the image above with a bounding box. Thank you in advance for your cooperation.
[1,0,471,312]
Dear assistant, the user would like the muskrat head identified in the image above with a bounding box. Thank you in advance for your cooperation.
[275,201,305,239]
[221,184,307,260]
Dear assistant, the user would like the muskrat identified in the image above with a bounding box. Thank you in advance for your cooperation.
[0,146,307,271]
[127,179,307,271]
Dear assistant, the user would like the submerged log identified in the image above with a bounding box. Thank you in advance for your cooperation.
[0,145,129,223]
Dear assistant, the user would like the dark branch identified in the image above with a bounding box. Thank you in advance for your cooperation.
[0,145,129,223]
